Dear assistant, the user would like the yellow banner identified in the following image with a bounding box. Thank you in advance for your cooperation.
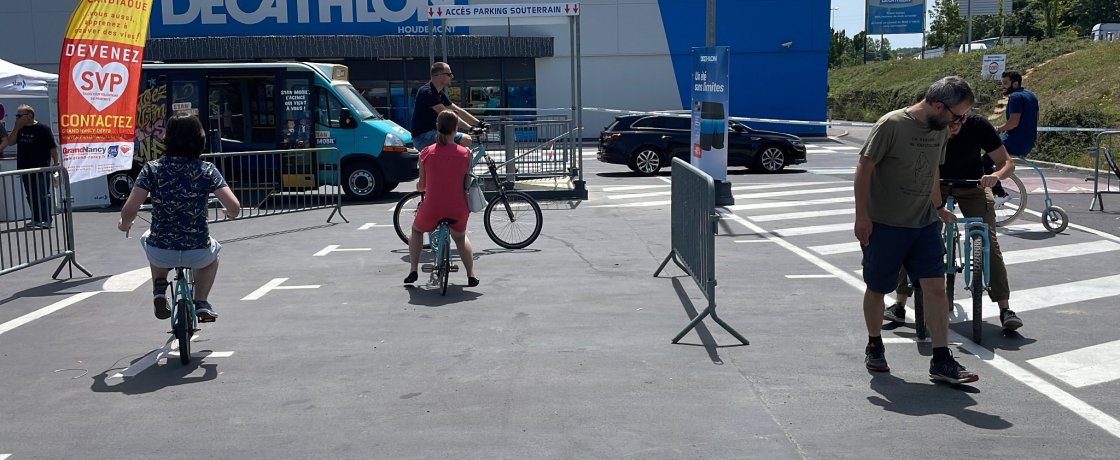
[63,0,152,46]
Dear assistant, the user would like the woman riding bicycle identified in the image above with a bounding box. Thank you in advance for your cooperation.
[404,110,479,287]
[118,113,240,321]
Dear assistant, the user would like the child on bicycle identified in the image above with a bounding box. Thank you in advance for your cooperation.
[404,110,479,287]
[118,113,240,322]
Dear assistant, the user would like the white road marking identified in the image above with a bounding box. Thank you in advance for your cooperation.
[358,223,393,230]
[1,453,10,459]
[718,211,1120,439]
[1029,340,1120,388]
[733,239,775,243]
[725,196,853,212]
[242,278,322,301]
[808,241,862,256]
[804,167,856,174]
[1002,241,1120,265]
[111,334,232,379]
[733,186,852,200]
[0,292,100,337]
[590,200,671,208]
[313,245,372,256]
[807,149,833,154]
[607,181,842,200]
[971,274,1120,319]
[774,222,852,236]
[998,223,1048,234]
[750,208,854,222]
[600,184,669,192]
[785,274,838,279]
[101,267,152,292]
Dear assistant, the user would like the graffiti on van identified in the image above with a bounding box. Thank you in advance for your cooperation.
[136,80,167,163]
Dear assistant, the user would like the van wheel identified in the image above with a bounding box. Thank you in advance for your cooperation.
[342,161,386,200]
[107,171,135,205]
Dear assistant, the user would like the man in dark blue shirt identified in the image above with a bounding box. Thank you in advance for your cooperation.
[997,71,1039,156]
[410,62,483,152]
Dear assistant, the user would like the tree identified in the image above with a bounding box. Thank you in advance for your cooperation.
[929,0,967,50]
[1069,0,1120,37]
[1036,0,1073,38]
[830,28,852,68]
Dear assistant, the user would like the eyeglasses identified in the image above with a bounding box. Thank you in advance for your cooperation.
[14,113,28,118]
[944,104,967,124]
[436,72,454,78]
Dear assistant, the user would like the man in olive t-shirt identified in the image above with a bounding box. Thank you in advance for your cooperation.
[853,76,979,384]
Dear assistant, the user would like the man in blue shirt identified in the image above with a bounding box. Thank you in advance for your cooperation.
[988,71,1039,205]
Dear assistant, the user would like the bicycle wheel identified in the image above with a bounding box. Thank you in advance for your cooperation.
[393,191,424,244]
[970,234,985,343]
[439,234,451,295]
[174,298,192,364]
[484,191,543,249]
[994,174,1027,227]
[1042,205,1069,233]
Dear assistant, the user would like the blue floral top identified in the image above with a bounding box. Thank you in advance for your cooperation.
[134,157,228,250]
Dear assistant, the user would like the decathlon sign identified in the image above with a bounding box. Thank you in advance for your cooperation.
[149,0,468,38]
[426,3,580,19]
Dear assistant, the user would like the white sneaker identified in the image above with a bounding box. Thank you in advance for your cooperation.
[994,194,1012,209]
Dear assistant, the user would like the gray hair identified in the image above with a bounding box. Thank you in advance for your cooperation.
[924,76,975,108]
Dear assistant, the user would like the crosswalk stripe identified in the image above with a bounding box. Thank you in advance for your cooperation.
[1028,340,1120,388]
[808,241,862,255]
[807,149,833,154]
[590,200,671,208]
[725,196,853,211]
[968,274,1120,319]
[600,184,669,192]
[1002,241,1120,265]
[750,208,854,222]
[998,223,1048,234]
[830,146,860,150]
[775,222,852,236]
[804,167,856,174]
[606,181,843,200]
[734,186,851,200]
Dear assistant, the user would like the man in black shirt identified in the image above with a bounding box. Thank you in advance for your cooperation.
[411,62,484,152]
[1,105,59,229]
[885,113,1024,332]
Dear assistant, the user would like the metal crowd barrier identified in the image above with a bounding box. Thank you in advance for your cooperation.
[201,147,347,223]
[473,116,577,183]
[653,158,748,345]
[1089,131,1120,212]
[0,165,91,279]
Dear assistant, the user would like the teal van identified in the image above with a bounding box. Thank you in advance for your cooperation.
[111,62,417,203]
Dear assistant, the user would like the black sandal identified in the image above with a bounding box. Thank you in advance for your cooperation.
[153,278,170,320]
[467,277,480,287]
[404,271,418,284]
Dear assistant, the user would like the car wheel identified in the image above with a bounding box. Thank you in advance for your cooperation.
[342,160,386,200]
[629,147,663,176]
[755,145,787,173]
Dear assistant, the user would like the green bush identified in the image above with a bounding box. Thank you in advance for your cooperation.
[1033,105,1119,168]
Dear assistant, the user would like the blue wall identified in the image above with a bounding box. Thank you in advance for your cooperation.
[656,0,830,136]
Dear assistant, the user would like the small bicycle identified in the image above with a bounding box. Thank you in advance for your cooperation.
[992,156,1069,233]
[915,179,991,344]
[421,218,458,295]
[394,130,543,250]
[169,266,202,364]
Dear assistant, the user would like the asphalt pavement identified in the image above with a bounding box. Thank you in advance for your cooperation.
[2,140,1120,459]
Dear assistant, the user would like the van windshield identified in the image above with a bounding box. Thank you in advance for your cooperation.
[336,83,382,120]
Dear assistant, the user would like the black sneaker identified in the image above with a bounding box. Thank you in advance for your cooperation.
[930,355,979,384]
[865,342,890,372]
[195,301,218,323]
[153,294,171,320]
[884,303,905,323]
[1000,309,1023,331]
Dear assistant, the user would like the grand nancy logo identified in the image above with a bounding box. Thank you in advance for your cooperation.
[72,60,129,112]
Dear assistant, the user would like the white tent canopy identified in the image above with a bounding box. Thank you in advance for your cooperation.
[0,58,58,97]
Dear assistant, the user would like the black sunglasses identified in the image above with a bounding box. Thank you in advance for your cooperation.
[944,104,967,123]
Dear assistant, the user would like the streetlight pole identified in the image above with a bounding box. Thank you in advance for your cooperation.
[831,7,839,29]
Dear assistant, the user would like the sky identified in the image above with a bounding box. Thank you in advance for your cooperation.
[831,0,935,49]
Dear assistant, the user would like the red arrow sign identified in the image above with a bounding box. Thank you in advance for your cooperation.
[565,4,570,13]
[428,7,433,17]
[574,4,579,14]
[437,6,443,16]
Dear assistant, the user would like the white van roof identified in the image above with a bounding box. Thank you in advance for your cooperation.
[143,62,348,82]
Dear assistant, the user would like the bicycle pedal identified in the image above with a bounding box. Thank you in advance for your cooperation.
[421,264,435,273]
[449,265,459,272]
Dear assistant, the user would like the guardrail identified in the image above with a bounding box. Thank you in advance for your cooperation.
[0,165,91,279]
[474,116,577,183]
[653,158,748,345]
[1089,131,1120,211]
[201,147,347,224]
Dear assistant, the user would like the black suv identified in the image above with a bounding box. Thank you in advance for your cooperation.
[597,114,807,175]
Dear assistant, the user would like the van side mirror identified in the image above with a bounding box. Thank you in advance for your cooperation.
[340,108,357,129]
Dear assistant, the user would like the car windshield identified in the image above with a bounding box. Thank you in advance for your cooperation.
[335,83,382,120]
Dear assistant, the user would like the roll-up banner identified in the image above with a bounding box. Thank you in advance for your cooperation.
[691,46,729,181]
[58,0,154,183]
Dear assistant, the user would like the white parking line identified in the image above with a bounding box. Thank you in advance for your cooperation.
[0,292,100,337]
[242,278,321,301]
[1029,340,1120,388]
[718,211,1120,440]
[313,245,372,256]
[358,223,393,230]
[750,208,854,222]
[725,196,853,212]
[1002,241,1120,265]
[774,222,852,236]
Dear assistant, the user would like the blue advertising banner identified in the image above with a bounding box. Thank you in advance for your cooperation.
[690,46,729,181]
[149,0,468,38]
[867,0,925,35]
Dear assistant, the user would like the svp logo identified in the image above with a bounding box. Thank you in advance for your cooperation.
[107,145,119,158]
[72,60,130,112]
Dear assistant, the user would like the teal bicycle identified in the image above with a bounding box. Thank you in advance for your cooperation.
[421,218,459,295]
[169,266,203,364]
[915,179,991,344]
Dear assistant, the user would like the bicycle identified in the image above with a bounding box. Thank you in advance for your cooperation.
[394,129,543,250]
[421,218,458,295]
[914,179,991,344]
[126,224,203,365]
[991,156,1069,233]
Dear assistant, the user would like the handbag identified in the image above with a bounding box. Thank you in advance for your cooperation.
[465,174,486,212]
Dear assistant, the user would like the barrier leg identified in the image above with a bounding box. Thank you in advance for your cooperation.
[671,299,749,345]
[653,251,687,278]
[51,253,91,279]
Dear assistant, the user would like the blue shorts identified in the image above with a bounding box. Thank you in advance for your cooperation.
[141,231,221,270]
[861,221,944,294]
[414,130,464,152]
